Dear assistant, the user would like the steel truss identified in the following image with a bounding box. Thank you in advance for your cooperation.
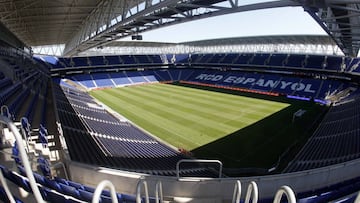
[299,0,360,56]
[63,0,300,56]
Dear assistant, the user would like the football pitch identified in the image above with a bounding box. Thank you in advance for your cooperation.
[90,83,322,170]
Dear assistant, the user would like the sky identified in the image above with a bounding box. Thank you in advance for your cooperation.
[120,5,327,43]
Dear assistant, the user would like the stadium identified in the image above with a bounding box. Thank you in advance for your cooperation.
[0,0,360,202]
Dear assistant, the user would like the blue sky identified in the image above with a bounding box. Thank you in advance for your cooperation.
[121,6,326,43]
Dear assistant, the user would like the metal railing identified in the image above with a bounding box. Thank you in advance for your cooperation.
[92,180,118,203]
[0,115,45,203]
[273,186,296,203]
[136,178,149,203]
[176,159,223,179]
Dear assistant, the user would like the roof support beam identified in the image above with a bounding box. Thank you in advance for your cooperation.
[297,0,360,56]
[63,0,300,56]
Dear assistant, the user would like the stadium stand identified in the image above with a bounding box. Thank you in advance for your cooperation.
[2,37,360,202]
[285,96,360,172]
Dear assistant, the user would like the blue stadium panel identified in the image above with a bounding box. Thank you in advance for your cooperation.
[72,74,96,88]
[234,72,262,88]
[148,55,163,63]
[40,55,59,66]
[141,70,159,82]
[154,70,172,81]
[251,53,270,66]
[126,71,147,83]
[199,54,214,63]
[169,69,181,81]
[120,55,136,64]
[173,54,189,63]
[166,54,174,63]
[214,71,245,87]
[178,69,195,80]
[208,53,225,63]
[221,53,238,64]
[188,69,223,85]
[190,54,202,63]
[271,76,302,95]
[105,55,121,65]
[250,74,282,92]
[50,60,66,69]
[110,72,132,86]
[234,53,253,65]
[90,56,105,66]
[326,56,343,71]
[72,57,89,67]
[59,58,72,67]
[306,55,325,69]
[316,80,344,99]
[292,78,322,98]
[135,55,150,64]
[144,75,159,82]
[58,79,77,89]
[285,54,305,68]
[92,73,114,87]
[267,54,287,67]
[346,58,360,72]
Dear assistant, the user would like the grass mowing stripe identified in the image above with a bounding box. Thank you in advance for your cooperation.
[127,85,252,129]
[91,90,201,149]
[153,83,286,109]
[149,84,285,115]
[109,87,229,136]
[90,83,289,152]
[106,87,229,144]
[137,84,275,122]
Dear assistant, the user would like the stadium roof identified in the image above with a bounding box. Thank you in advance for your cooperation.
[0,0,360,56]
[182,35,335,47]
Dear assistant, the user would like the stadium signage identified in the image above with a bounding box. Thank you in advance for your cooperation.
[195,74,316,93]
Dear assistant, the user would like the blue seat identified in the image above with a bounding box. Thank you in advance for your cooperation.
[37,156,51,177]
[44,178,62,191]
[40,188,67,202]
[7,171,32,192]
[59,183,81,199]
[11,141,21,166]
[67,180,85,190]
[78,189,94,202]
[0,185,23,203]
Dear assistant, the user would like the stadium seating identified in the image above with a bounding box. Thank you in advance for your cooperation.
[305,55,325,69]
[56,85,194,173]
[285,96,360,172]
[45,53,351,74]
[92,73,115,87]
[3,44,360,202]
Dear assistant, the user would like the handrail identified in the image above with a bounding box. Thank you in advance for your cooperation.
[51,162,69,180]
[20,117,31,152]
[0,170,16,203]
[0,148,69,180]
[92,180,118,203]
[244,181,258,203]
[1,105,10,119]
[273,185,296,203]
[136,178,149,203]
[0,115,45,203]
[155,180,163,203]
[232,180,241,203]
[176,159,223,179]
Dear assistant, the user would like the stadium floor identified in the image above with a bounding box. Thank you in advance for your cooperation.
[90,83,327,174]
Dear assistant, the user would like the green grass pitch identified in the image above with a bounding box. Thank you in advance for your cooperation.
[90,83,323,171]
